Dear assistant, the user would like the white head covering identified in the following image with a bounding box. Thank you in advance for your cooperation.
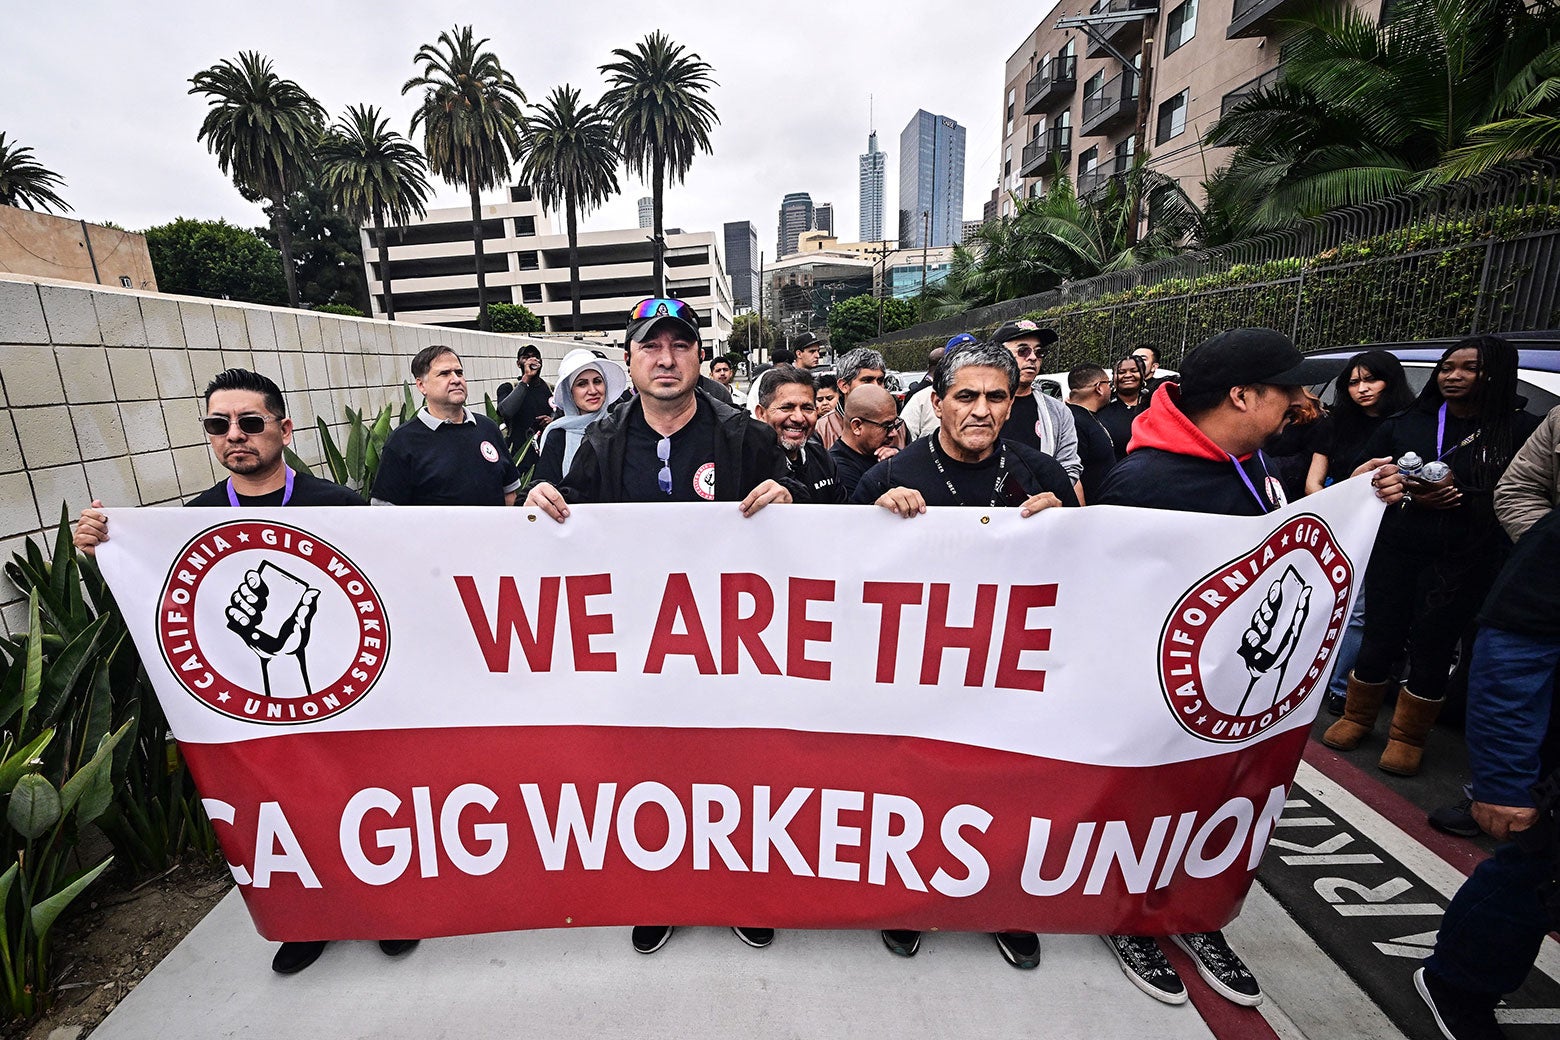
[552,348,628,417]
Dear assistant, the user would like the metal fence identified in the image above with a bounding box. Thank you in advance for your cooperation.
[866,159,1560,370]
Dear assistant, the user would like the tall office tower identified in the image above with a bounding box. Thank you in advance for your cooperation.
[637,196,653,229]
[897,110,966,248]
[814,203,834,236]
[777,192,814,258]
[858,131,887,241]
[722,220,760,310]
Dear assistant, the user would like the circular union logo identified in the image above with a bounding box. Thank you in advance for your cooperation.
[156,521,389,725]
[1158,513,1352,743]
[693,462,717,501]
[480,440,500,463]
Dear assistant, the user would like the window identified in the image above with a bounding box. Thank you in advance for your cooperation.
[1157,90,1189,144]
[1083,70,1103,102]
[1004,145,1012,178]
[1034,115,1047,140]
[514,215,536,236]
[119,276,133,288]
[1006,88,1016,135]
[1164,0,1197,56]
[1078,146,1098,175]
[520,284,542,304]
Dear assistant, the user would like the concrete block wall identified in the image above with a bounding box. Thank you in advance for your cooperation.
[0,275,540,638]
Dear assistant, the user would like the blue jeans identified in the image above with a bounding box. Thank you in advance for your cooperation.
[1424,837,1554,998]
[1326,586,1367,699]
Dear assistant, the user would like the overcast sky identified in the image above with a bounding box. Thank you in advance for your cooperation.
[6,0,1058,258]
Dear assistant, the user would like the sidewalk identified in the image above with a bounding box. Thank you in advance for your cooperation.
[90,882,1403,1040]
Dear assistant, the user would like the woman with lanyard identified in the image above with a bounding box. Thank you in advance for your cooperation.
[1324,336,1542,775]
[533,348,629,486]
[1306,350,1416,714]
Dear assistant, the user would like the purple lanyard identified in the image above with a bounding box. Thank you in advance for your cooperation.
[1434,402,1478,461]
[228,466,294,507]
[1227,453,1274,514]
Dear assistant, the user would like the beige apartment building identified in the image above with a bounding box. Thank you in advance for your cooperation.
[0,206,157,291]
[996,0,1381,218]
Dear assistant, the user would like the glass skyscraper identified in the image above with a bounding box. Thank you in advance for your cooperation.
[898,110,966,249]
[777,192,814,259]
[858,132,886,242]
[722,221,759,311]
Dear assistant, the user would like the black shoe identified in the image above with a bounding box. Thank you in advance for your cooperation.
[1414,967,1506,1039]
[993,931,1040,969]
[1325,691,1347,716]
[377,939,418,957]
[1429,797,1482,839]
[632,925,674,954]
[1172,931,1263,1006]
[732,927,774,948]
[1102,935,1186,1004]
[271,941,327,975]
[881,929,921,957]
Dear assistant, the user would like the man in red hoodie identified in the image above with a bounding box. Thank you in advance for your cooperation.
[1095,329,1405,1006]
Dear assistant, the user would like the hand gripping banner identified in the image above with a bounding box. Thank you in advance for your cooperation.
[96,478,1383,941]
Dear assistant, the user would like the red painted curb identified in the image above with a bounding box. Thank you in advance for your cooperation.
[1160,938,1283,1040]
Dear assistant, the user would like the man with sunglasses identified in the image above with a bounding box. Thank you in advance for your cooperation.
[1066,364,1119,502]
[990,321,1082,498]
[525,297,798,955]
[829,383,903,499]
[72,369,416,976]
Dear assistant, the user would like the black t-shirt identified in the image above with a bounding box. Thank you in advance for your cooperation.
[1066,403,1117,502]
[186,470,366,507]
[1480,505,1560,639]
[1311,413,1391,486]
[1098,397,1151,461]
[850,435,1078,508]
[372,411,522,506]
[622,396,721,501]
[829,440,879,499]
[786,436,845,504]
[1002,393,1045,453]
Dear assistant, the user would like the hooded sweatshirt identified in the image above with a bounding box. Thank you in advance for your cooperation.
[534,350,629,486]
[1095,384,1286,516]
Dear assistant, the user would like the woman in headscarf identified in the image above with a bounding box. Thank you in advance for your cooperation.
[532,348,628,486]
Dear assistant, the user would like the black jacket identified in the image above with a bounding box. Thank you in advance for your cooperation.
[497,378,554,456]
[552,391,805,503]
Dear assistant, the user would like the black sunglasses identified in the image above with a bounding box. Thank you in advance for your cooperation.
[202,414,277,436]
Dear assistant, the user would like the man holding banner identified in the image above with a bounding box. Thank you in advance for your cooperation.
[1097,328,1403,1007]
[526,297,796,953]
[72,368,416,977]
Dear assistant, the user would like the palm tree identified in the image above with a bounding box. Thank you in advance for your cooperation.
[403,25,526,332]
[1203,0,1557,232]
[1437,38,1560,179]
[317,105,433,321]
[600,32,719,295]
[189,52,325,308]
[0,134,71,213]
[518,86,621,332]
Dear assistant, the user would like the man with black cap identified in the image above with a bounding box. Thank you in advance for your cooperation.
[524,299,798,957]
[791,331,824,372]
[496,343,554,458]
[1093,328,1404,1009]
[990,319,1082,496]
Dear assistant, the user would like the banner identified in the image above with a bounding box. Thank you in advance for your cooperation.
[97,478,1383,941]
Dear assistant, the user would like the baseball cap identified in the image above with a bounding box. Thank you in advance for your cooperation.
[626,298,702,345]
[1178,328,1337,397]
[990,319,1059,348]
[516,343,542,361]
[944,333,980,350]
[792,332,822,351]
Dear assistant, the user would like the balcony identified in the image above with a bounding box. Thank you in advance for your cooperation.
[1084,0,1152,59]
[1219,65,1283,117]
[1019,127,1073,179]
[1227,0,1302,38]
[1080,71,1140,137]
[1023,55,1078,115]
[1078,154,1131,196]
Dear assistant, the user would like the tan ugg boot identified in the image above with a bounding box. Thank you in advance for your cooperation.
[1378,688,1444,776]
[1321,672,1392,750]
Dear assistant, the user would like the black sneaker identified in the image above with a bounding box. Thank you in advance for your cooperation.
[733,927,774,948]
[881,929,921,957]
[1415,967,1506,1039]
[1429,797,1482,839]
[271,941,327,975]
[1172,931,1263,1006]
[993,931,1041,969]
[377,939,419,957]
[632,925,674,954]
[1102,935,1186,1004]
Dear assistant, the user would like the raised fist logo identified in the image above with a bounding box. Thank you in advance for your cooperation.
[225,561,319,698]
[1235,565,1312,714]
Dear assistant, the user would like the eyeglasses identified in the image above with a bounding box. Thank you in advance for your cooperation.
[630,298,699,324]
[656,436,673,495]
[855,415,904,433]
[1013,345,1047,360]
[202,414,277,436]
